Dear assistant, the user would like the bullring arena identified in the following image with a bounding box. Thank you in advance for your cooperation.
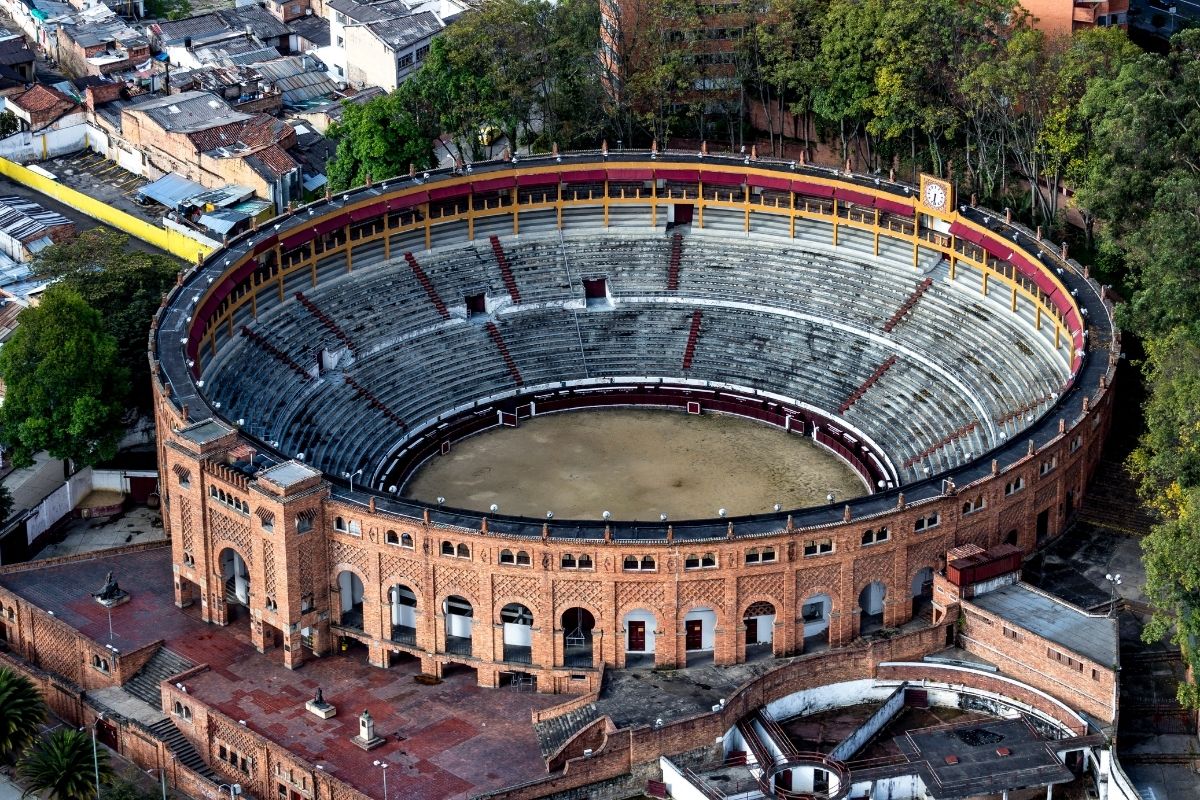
[0,152,1133,800]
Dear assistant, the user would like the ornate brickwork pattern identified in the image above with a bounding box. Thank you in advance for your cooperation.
[434,564,479,599]
[263,540,277,596]
[906,535,947,574]
[208,509,251,564]
[299,539,314,595]
[178,496,194,555]
[1035,482,1057,506]
[738,571,785,603]
[617,581,664,612]
[553,579,604,613]
[329,538,368,575]
[795,562,843,598]
[853,551,894,591]
[379,552,422,587]
[33,617,79,683]
[678,578,725,611]
[492,574,542,611]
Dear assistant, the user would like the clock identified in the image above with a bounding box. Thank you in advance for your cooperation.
[919,175,952,213]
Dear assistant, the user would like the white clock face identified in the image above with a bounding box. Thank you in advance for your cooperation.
[924,182,947,210]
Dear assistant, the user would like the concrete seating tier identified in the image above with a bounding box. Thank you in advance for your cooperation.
[203,227,1073,487]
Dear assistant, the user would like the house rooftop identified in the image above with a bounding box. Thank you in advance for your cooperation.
[0,36,33,66]
[9,85,79,118]
[970,582,1118,667]
[369,9,441,49]
[126,90,249,134]
[0,195,73,242]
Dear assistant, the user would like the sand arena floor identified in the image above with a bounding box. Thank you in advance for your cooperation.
[402,408,866,520]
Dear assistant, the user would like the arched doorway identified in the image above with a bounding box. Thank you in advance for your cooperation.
[219,548,249,620]
[443,595,473,656]
[389,584,417,645]
[743,601,776,660]
[500,603,534,665]
[911,568,933,617]
[801,594,831,650]
[562,608,596,667]
[859,581,886,635]
[622,609,656,667]
[683,607,717,665]
[337,571,365,630]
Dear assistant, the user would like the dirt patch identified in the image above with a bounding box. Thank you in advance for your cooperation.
[402,408,865,519]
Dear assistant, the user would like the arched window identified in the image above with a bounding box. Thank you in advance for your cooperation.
[760,547,776,562]
[701,553,716,568]
[335,516,347,532]
[386,530,399,545]
[515,550,531,566]
[641,555,656,571]
[623,555,639,571]
[174,701,184,715]
[561,553,577,569]
[499,549,515,564]
[456,543,470,558]
[400,533,414,549]
[685,554,700,569]
[578,554,593,569]
[441,541,454,556]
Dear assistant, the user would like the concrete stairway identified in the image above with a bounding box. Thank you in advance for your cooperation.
[124,647,195,710]
[533,703,599,759]
[148,718,220,782]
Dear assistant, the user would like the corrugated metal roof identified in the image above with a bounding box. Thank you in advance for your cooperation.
[0,196,72,243]
[971,582,1118,666]
[136,173,207,208]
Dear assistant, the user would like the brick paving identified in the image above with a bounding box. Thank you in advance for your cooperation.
[1,548,561,800]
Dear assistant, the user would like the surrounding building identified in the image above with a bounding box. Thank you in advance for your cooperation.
[4,84,82,131]
[0,195,74,261]
[0,35,36,82]
[117,90,302,211]
[324,0,464,90]
[1020,0,1129,35]
[56,10,150,77]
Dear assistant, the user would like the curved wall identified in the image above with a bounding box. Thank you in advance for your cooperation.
[151,154,1118,689]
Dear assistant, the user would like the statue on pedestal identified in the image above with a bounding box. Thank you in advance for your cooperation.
[92,571,129,607]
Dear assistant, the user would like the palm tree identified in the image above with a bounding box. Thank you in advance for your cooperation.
[18,728,109,800]
[0,666,46,761]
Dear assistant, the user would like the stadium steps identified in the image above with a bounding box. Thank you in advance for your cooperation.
[735,715,775,769]
[533,703,599,759]
[240,326,311,382]
[882,277,934,332]
[1080,456,1158,536]
[295,292,359,355]
[903,421,979,469]
[839,355,897,413]
[995,390,1056,428]
[490,236,522,303]
[124,647,195,710]
[405,252,451,319]
[682,309,703,369]
[147,719,220,782]
[667,232,683,291]
[484,322,524,385]
[345,375,408,430]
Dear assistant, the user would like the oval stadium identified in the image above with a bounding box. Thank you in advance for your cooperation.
[150,152,1118,693]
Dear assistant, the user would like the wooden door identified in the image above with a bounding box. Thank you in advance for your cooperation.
[628,621,645,652]
[744,618,757,645]
[685,620,703,651]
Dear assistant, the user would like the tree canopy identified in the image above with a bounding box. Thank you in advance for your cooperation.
[32,229,182,411]
[0,285,129,468]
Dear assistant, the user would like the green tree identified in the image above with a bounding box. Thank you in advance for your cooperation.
[32,229,182,411]
[0,286,129,468]
[326,83,439,192]
[0,667,47,763]
[19,728,110,800]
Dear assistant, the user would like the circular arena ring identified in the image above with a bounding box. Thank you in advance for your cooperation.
[152,152,1118,680]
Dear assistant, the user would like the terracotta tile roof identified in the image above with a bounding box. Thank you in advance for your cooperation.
[11,85,78,117]
[185,120,247,152]
[247,143,298,177]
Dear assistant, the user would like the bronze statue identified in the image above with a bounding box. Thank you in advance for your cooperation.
[93,572,122,601]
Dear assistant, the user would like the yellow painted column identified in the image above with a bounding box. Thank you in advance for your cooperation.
[1035,305,1042,330]
[982,271,989,296]
[345,226,353,272]
[424,206,432,250]
[1011,286,1018,312]
[512,188,519,236]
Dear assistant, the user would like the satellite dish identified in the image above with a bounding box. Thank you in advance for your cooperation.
[718,508,727,518]
[602,510,611,520]
[388,485,397,493]
[437,496,445,505]
[489,503,499,513]
[773,503,782,512]
[659,513,668,522]
[546,511,554,519]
